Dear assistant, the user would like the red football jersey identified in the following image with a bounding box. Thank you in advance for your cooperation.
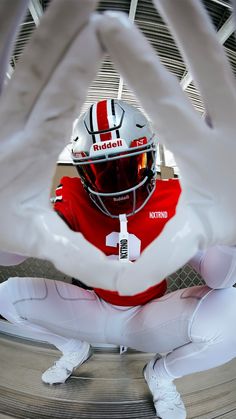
[54,177,181,306]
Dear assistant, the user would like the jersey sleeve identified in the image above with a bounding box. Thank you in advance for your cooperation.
[53,177,77,231]
[189,246,236,289]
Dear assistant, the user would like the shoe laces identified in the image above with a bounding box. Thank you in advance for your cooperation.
[149,370,182,404]
[52,352,82,372]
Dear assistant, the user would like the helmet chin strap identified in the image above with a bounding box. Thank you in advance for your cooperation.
[119,213,129,355]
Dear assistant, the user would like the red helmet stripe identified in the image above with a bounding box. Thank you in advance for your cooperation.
[96,100,112,141]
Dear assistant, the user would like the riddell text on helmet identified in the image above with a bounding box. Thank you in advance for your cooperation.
[93,139,123,151]
[90,139,129,156]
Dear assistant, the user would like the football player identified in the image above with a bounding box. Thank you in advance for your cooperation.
[1,99,236,419]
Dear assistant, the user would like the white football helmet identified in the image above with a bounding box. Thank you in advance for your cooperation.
[71,99,157,217]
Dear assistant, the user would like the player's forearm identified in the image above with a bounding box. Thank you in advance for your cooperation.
[189,246,236,289]
[0,250,27,266]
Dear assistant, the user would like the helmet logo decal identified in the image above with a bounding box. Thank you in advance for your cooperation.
[90,138,128,156]
[131,137,148,147]
[113,195,129,201]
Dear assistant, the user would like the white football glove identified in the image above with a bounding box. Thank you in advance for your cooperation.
[92,0,236,295]
[0,0,123,287]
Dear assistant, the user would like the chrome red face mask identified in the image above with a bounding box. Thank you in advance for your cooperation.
[75,141,157,217]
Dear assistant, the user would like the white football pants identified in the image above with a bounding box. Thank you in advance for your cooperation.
[0,277,236,379]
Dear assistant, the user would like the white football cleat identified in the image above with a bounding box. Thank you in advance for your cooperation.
[143,358,186,419]
[42,342,93,385]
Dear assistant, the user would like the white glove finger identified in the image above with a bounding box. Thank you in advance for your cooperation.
[0,18,104,193]
[96,12,201,149]
[0,0,98,138]
[116,201,205,296]
[0,0,28,93]
[25,19,104,156]
[155,0,236,127]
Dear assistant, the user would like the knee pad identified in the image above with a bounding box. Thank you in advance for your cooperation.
[0,280,22,322]
[190,288,236,346]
